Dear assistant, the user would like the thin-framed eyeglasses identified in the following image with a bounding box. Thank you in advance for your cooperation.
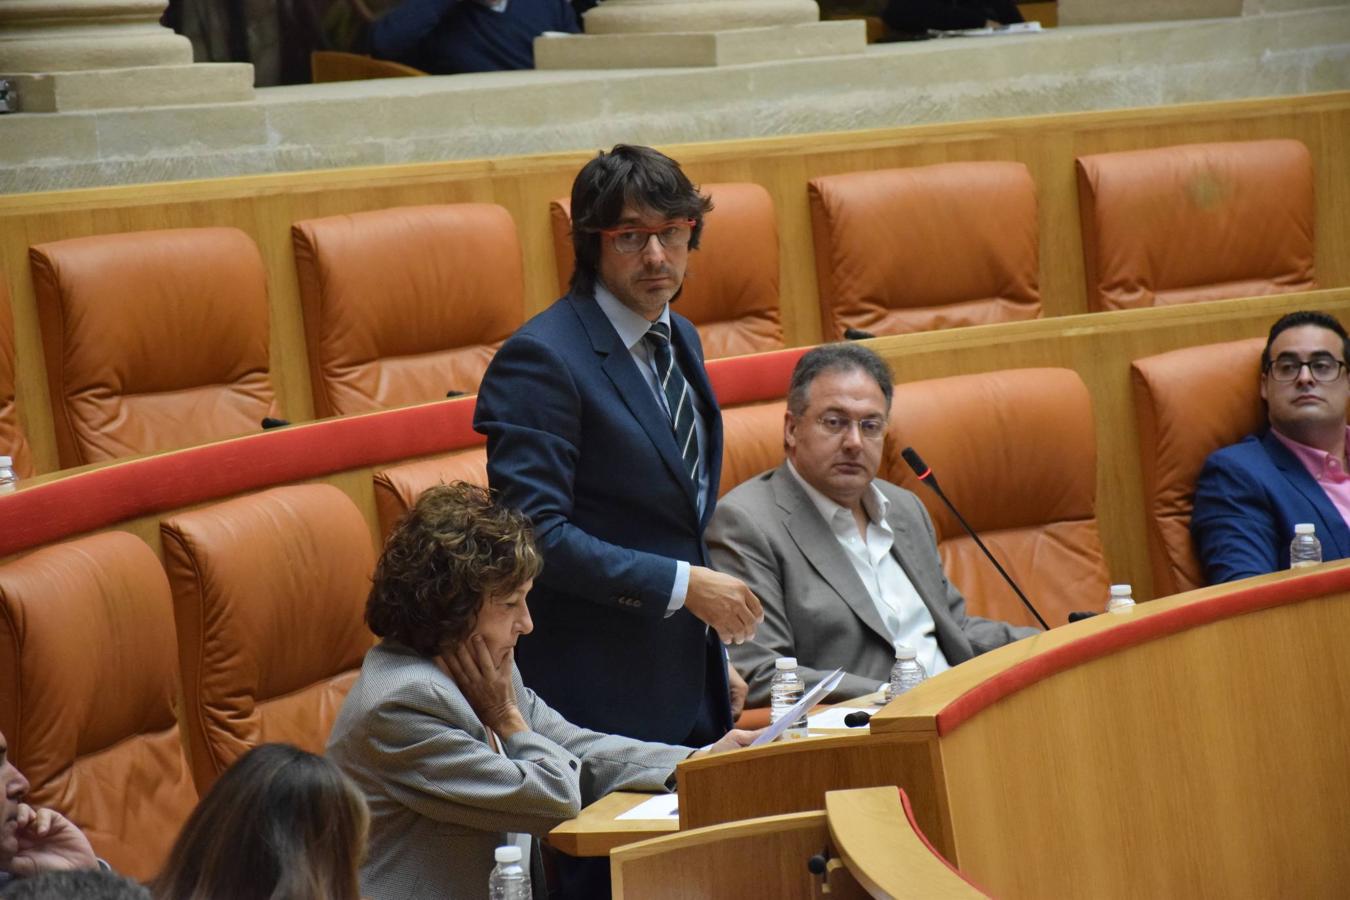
[597,219,695,254]
[814,413,887,440]
[1264,355,1348,383]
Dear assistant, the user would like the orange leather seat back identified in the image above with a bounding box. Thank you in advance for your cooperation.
[0,281,33,477]
[1075,139,1315,311]
[719,400,787,498]
[160,484,375,794]
[883,368,1108,627]
[807,162,1042,340]
[0,532,197,881]
[292,204,525,417]
[373,446,489,539]
[549,183,784,359]
[29,227,278,467]
[1130,338,1266,597]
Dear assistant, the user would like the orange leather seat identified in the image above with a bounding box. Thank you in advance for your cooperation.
[719,399,788,498]
[160,484,376,794]
[807,162,1042,339]
[1130,339,1266,597]
[292,204,525,417]
[29,227,279,467]
[0,531,197,880]
[1075,139,1315,311]
[373,446,488,539]
[549,183,784,359]
[0,280,33,477]
[883,368,1108,627]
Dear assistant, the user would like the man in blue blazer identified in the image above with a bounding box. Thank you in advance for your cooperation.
[1192,310,1350,583]
[474,145,763,751]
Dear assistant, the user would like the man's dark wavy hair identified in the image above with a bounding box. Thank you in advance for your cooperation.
[1262,310,1350,368]
[568,144,713,297]
[365,482,542,657]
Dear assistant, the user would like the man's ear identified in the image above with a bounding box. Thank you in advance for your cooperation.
[1259,373,1268,404]
[783,410,797,453]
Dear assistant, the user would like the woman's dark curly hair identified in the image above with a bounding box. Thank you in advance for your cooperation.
[366,482,542,656]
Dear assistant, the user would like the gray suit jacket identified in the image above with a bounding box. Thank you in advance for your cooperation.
[326,641,690,900]
[707,464,1037,706]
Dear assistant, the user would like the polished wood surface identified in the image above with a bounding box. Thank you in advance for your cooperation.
[4,92,1346,474]
[597,566,1350,896]
[546,791,677,858]
[826,787,985,899]
[610,810,847,900]
[867,561,1350,898]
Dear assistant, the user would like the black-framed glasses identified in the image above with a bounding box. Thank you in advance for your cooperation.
[597,219,695,254]
[815,413,886,440]
[1264,355,1348,383]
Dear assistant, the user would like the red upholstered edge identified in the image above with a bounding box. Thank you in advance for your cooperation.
[3,348,808,559]
[3,398,482,558]
[897,788,992,897]
[705,346,807,407]
[935,565,1350,737]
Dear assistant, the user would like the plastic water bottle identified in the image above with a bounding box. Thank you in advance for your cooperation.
[1290,523,1322,568]
[769,657,808,740]
[1106,584,1135,614]
[488,845,530,900]
[0,456,16,494]
[886,644,927,701]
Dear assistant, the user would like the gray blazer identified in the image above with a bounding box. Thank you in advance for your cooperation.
[707,464,1037,706]
[326,641,690,900]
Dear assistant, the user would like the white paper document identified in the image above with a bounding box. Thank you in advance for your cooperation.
[749,668,846,747]
[615,793,680,820]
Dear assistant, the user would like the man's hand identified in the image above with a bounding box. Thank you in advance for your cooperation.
[441,634,528,739]
[3,804,98,878]
[685,567,763,644]
[690,728,762,759]
[727,663,748,722]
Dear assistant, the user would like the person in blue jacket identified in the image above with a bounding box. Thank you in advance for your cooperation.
[1192,310,1350,583]
[369,0,579,74]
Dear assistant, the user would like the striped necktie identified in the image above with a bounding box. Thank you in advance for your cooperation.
[644,321,700,487]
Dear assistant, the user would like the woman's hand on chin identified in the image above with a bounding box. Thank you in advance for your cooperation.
[442,635,529,738]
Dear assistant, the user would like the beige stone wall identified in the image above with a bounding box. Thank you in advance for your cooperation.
[0,5,1348,193]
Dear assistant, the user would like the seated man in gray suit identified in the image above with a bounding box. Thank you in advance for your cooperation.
[707,343,1037,706]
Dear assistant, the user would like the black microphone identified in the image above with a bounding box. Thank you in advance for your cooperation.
[843,327,876,341]
[901,447,1050,631]
[261,416,291,430]
[842,710,872,728]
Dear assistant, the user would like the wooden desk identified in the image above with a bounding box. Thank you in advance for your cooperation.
[546,791,678,858]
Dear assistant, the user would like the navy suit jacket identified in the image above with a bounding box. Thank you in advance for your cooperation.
[474,291,730,744]
[1191,431,1350,584]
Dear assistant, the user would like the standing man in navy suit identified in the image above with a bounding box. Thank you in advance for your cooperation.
[1193,310,1350,583]
[474,145,763,753]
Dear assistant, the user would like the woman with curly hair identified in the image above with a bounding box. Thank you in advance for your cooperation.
[327,482,754,900]
[151,743,367,900]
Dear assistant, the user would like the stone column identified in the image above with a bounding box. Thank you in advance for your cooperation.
[0,0,253,113]
[535,0,867,69]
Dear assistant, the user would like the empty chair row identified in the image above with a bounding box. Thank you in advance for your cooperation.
[6,137,1313,471]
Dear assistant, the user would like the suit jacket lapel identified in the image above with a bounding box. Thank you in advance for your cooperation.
[773,466,894,648]
[883,497,972,662]
[1262,431,1350,557]
[569,294,701,515]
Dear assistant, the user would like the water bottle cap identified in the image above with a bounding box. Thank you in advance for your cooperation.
[1109,584,1132,597]
[775,657,798,670]
[0,456,11,467]
[495,845,523,863]
[893,644,917,660]
[1294,523,1316,535]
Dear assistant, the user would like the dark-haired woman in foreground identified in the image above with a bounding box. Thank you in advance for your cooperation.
[152,743,367,900]
[327,482,756,899]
